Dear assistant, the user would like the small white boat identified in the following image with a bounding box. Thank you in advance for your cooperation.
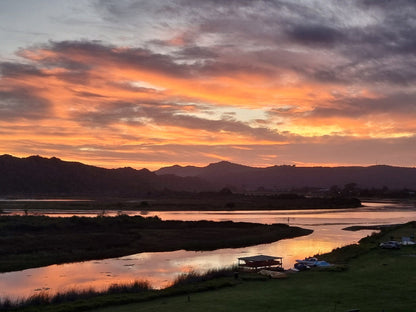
[295,257,318,266]
[295,257,330,267]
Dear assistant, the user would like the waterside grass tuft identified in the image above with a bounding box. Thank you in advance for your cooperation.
[0,280,152,311]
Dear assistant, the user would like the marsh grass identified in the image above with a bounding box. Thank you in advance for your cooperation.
[170,266,237,287]
[0,280,151,311]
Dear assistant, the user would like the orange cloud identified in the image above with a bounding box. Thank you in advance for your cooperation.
[1,40,415,169]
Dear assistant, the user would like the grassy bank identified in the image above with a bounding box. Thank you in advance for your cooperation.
[8,221,415,312]
[0,215,312,272]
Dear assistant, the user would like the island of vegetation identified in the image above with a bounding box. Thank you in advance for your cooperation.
[0,192,362,212]
[0,215,312,273]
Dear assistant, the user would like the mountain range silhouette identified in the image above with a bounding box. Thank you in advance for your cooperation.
[1,155,415,197]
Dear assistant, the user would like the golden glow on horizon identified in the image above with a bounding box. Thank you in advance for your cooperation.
[291,161,373,168]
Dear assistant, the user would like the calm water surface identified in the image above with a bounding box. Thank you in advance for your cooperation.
[1,200,415,300]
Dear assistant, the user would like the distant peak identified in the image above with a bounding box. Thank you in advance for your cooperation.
[368,164,393,168]
[27,155,43,159]
[207,161,248,169]
[157,164,185,171]
[207,161,234,167]
[0,154,15,159]
[138,168,152,174]
[116,167,152,174]
[26,155,50,162]
[171,164,184,169]
[117,166,136,171]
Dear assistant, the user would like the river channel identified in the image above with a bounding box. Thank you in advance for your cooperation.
[1,200,415,300]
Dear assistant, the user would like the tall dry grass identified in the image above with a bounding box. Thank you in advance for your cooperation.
[0,280,151,310]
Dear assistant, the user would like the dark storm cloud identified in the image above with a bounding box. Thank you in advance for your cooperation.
[0,88,51,120]
[5,39,273,88]
[73,91,109,98]
[108,81,161,93]
[285,24,343,46]
[47,40,196,78]
[72,101,145,126]
[367,64,416,86]
[329,1,416,62]
[10,40,196,80]
[310,56,416,86]
[0,62,47,78]
[1,55,93,85]
[339,26,416,62]
[92,0,416,86]
[55,71,94,85]
[41,40,276,79]
[94,1,416,53]
[195,0,416,86]
[199,59,274,77]
[309,93,416,119]
[174,46,218,60]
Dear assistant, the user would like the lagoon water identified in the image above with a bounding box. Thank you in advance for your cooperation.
[1,200,416,300]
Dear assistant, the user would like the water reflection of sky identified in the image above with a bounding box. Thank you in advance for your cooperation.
[1,201,415,300]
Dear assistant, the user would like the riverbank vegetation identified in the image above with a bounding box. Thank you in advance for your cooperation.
[3,222,416,312]
[0,268,238,312]
[0,280,152,311]
[0,215,312,272]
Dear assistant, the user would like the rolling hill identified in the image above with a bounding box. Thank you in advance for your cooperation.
[1,155,415,197]
[156,161,416,191]
[0,155,211,197]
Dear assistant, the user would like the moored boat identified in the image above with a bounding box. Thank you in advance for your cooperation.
[294,262,310,271]
[295,257,318,266]
[295,257,330,267]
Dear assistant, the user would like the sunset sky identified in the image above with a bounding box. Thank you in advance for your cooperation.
[1,0,415,170]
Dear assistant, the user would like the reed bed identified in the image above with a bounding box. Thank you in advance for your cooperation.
[0,280,151,310]
[169,266,237,287]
